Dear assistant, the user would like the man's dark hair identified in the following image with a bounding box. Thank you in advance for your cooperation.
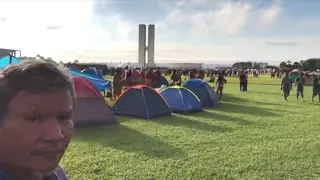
[0,60,75,121]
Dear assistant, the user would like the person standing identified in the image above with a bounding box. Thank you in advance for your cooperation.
[312,74,320,102]
[216,74,227,97]
[0,60,73,180]
[112,68,122,100]
[197,70,205,80]
[295,72,305,101]
[145,68,155,87]
[243,71,248,91]
[281,72,292,101]
[239,71,246,91]
[189,69,197,79]
[170,69,181,86]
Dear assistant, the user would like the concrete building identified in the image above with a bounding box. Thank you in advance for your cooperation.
[138,24,155,67]
[147,24,155,66]
[138,24,146,67]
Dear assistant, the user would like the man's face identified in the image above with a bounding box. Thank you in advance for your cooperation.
[0,90,74,173]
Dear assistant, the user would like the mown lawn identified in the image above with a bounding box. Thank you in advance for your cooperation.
[62,75,320,180]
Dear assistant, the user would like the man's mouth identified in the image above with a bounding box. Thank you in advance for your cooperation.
[33,150,64,159]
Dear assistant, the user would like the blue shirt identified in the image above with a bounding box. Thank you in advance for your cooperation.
[0,166,68,180]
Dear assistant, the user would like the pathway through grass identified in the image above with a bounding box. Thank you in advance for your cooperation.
[62,76,320,180]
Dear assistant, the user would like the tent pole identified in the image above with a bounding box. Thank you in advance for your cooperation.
[9,54,12,64]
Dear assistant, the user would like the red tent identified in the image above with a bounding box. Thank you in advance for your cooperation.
[72,76,102,98]
[71,76,117,127]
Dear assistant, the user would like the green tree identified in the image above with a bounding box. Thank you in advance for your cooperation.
[232,61,255,69]
[246,62,253,68]
[301,58,320,71]
[286,60,291,65]
[292,62,301,69]
[280,61,286,68]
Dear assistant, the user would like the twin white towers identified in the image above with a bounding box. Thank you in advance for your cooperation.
[138,24,155,67]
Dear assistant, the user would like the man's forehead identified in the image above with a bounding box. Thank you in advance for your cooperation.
[9,91,73,108]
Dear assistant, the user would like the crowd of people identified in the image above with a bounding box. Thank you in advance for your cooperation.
[281,71,320,102]
[110,67,232,100]
[2,59,320,180]
[110,66,320,103]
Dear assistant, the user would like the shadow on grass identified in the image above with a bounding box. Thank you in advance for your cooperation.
[248,90,282,96]
[227,82,279,86]
[221,94,252,103]
[214,101,279,117]
[154,114,232,133]
[74,124,184,159]
[199,110,252,125]
[222,93,283,106]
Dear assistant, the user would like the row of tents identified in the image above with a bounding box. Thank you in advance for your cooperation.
[0,56,116,128]
[72,71,220,127]
[0,56,219,127]
[112,79,219,119]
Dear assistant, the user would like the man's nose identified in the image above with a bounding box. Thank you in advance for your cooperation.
[42,119,64,141]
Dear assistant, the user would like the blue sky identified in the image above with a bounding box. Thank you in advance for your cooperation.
[0,0,319,64]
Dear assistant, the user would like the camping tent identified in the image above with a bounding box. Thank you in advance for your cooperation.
[160,86,202,113]
[184,79,219,107]
[0,55,20,68]
[156,76,169,88]
[112,85,171,119]
[72,76,117,127]
[82,67,103,78]
[70,70,112,92]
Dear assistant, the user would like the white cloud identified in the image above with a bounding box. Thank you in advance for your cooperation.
[116,18,133,41]
[189,2,253,36]
[260,4,282,28]
[0,1,95,54]
[162,0,282,36]
[55,36,320,64]
[0,0,318,64]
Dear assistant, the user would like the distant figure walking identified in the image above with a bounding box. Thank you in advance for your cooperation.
[281,72,292,101]
[112,69,123,100]
[239,71,246,91]
[243,71,248,91]
[295,72,305,101]
[312,74,320,102]
[216,74,227,97]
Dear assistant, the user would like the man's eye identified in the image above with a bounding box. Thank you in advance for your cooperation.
[58,116,71,122]
[27,116,42,122]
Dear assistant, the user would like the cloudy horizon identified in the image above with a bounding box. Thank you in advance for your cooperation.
[0,0,319,64]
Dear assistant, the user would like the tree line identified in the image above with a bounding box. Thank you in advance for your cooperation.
[232,58,320,71]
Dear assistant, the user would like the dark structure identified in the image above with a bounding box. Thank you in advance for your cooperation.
[66,63,108,75]
[0,48,21,59]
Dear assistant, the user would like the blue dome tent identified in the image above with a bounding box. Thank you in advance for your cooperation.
[70,69,112,92]
[160,86,202,113]
[184,79,219,107]
[113,85,171,119]
[0,55,20,68]
[82,67,103,78]
[155,76,169,88]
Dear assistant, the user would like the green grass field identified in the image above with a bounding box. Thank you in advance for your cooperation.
[62,75,320,180]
